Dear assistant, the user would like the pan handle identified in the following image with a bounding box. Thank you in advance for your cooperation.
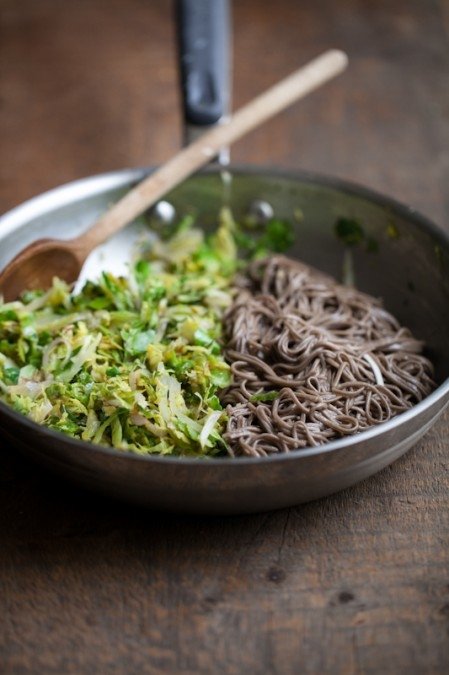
[175,0,231,153]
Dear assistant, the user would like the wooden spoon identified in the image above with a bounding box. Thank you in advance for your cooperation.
[0,50,347,301]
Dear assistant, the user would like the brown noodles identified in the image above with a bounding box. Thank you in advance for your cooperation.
[221,256,435,457]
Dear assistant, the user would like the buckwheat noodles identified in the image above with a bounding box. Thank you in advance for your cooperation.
[221,256,435,457]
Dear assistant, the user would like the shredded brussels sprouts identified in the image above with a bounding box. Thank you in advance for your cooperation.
[0,212,242,456]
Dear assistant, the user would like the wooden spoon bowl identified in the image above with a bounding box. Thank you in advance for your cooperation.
[0,240,85,302]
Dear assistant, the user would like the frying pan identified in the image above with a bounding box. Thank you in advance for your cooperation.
[0,4,448,514]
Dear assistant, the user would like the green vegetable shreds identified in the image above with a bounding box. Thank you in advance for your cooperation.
[0,210,245,457]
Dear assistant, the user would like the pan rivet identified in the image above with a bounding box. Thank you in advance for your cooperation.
[150,200,176,225]
[248,200,274,224]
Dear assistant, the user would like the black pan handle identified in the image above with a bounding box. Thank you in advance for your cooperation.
[176,0,231,127]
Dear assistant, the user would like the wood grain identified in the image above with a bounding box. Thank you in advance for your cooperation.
[1,0,449,673]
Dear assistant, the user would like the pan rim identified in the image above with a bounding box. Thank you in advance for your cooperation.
[1,164,448,467]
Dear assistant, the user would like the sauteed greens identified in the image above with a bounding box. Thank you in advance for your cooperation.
[0,211,293,456]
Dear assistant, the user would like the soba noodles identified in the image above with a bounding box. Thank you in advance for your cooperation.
[221,255,435,457]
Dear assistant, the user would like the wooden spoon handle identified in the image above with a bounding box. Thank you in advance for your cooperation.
[74,49,348,254]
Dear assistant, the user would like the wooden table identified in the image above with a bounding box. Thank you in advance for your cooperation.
[1,1,448,672]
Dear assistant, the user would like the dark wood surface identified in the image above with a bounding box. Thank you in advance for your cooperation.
[1,1,449,672]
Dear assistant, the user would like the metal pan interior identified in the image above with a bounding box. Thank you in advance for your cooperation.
[0,167,448,514]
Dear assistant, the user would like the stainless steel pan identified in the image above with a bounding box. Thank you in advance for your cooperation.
[1,166,448,514]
